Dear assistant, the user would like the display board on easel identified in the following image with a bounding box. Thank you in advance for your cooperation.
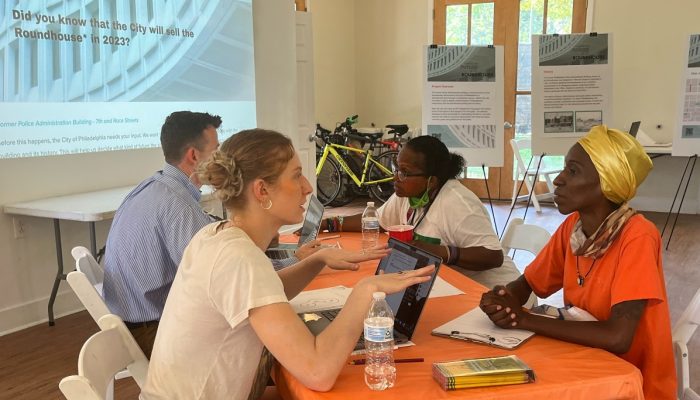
[422,45,504,167]
[531,33,613,155]
[673,34,700,156]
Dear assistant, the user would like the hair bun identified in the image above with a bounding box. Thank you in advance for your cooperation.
[198,150,244,203]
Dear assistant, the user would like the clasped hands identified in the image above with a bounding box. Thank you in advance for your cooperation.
[479,285,527,329]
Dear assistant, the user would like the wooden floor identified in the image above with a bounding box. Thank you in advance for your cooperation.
[1,200,698,399]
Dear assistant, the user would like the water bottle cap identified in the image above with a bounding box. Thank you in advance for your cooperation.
[372,291,386,300]
[367,201,375,207]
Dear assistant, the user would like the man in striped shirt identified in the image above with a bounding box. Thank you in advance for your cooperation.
[103,111,312,357]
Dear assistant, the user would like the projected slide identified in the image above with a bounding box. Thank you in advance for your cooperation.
[0,0,256,159]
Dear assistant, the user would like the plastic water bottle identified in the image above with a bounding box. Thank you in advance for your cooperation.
[363,292,396,390]
[361,201,379,253]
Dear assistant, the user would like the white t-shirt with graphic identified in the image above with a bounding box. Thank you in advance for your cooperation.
[377,179,521,289]
[141,223,288,400]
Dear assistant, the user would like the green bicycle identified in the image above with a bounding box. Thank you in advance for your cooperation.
[314,124,397,206]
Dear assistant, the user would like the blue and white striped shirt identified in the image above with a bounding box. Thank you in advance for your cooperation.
[103,164,297,323]
[103,164,215,323]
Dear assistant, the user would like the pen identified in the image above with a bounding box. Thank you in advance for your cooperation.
[348,357,424,365]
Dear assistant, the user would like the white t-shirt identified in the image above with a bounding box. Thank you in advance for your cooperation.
[377,179,521,289]
[141,223,288,400]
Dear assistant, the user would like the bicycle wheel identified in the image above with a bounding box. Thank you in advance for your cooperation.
[367,150,398,203]
[316,157,343,206]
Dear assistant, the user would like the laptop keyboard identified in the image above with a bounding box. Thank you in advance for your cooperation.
[320,309,340,321]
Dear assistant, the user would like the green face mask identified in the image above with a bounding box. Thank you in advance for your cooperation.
[409,177,432,209]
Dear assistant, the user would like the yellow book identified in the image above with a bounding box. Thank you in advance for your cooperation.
[432,355,535,391]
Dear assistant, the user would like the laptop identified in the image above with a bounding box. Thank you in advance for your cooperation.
[628,121,641,137]
[265,195,324,260]
[300,238,443,350]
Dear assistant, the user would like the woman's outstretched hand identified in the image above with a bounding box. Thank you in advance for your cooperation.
[358,264,435,295]
[313,245,390,271]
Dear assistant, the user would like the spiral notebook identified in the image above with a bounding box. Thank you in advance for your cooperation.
[432,308,534,350]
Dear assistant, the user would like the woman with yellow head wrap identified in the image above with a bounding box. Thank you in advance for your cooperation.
[480,125,676,399]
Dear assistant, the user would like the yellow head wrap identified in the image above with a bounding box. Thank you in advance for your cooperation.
[577,125,653,204]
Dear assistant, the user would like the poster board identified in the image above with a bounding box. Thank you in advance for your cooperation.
[531,33,613,155]
[673,34,700,157]
[422,45,504,167]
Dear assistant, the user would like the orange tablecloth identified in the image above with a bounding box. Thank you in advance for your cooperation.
[273,233,644,399]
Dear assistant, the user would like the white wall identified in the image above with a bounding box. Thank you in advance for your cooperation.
[590,0,700,213]
[311,0,700,213]
[355,0,431,129]
[309,0,357,130]
[0,0,298,334]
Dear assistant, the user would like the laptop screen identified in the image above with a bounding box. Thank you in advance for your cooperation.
[375,238,442,339]
[298,195,324,245]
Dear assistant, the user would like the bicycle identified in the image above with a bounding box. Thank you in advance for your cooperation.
[315,123,398,206]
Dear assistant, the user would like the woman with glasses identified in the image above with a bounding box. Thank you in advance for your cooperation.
[326,135,521,290]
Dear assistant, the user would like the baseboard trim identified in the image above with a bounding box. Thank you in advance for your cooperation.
[0,290,85,336]
[630,195,699,214]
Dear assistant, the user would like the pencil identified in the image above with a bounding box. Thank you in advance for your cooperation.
[348,357,424,365]
[319,234,341,241]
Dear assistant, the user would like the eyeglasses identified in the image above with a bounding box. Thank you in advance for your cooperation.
[393,169,428,182]
[390,155,427,182]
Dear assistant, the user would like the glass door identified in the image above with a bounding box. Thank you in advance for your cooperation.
[434,0,586,200]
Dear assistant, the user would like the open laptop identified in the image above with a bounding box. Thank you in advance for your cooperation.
[265,195,324,260]
[628,121,641,137]
[300,238,443,350]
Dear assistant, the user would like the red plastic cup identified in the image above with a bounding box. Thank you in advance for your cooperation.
[387,225,415,242]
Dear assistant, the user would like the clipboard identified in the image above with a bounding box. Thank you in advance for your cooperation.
[431,307,534,350]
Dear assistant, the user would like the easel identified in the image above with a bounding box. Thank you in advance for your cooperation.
[661,154,698,250]
[500,153,544,239]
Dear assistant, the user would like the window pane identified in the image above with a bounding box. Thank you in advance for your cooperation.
[471,3,494,45]
[546,0,573,34]
[513,94,564,178]
[517,0,544,91]
[446,5,469,45]
[466,166,488,179]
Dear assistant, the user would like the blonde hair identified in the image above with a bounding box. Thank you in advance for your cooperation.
[197,129,295,210]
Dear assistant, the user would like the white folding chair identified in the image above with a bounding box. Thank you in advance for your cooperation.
[68,246,132,396]
[510,139,562,212]
[500,218,551,256]
[673,288,700,400]
[59,314,149,400]
[68,247,109,322]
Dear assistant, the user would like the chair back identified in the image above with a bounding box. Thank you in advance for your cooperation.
[673,288,700,400]
[71,246,104,290]
[59,315,148,400]
[500,218,551,256]
[68,247,110,323]
[510,139,544,178]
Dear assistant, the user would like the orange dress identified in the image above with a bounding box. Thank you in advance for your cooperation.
[524,213,676,400]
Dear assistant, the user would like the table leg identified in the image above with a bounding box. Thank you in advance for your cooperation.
[89,222,97,257]
[48,218,66,326]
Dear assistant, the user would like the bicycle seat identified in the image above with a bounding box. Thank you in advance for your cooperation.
[351,128,382,141]
[385,124,409,136]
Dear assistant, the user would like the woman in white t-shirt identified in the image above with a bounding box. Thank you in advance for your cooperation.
[140,129,434,400]
[328,136,520,290]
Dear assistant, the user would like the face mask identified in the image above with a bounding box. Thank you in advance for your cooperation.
[409,177,432,209]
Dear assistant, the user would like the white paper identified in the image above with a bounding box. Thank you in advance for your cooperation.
[532,33,613,155]
[673,34,700,156]
[428,276,465,298]
[432,307,534,350]
[423,45,505,167]
[289,286,352,314]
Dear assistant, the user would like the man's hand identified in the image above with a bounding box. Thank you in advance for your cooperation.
[479,285,527,329]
